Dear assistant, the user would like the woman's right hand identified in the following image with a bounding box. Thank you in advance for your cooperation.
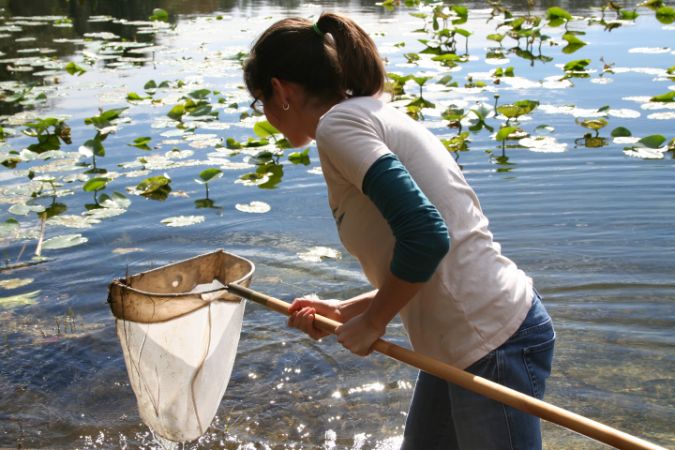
[288,298,343,340]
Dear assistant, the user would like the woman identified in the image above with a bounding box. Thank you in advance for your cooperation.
[243,12,555,450]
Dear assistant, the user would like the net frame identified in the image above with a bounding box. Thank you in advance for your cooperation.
[108,249,255,442]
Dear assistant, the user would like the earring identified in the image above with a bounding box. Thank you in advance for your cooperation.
[282,103,290,111]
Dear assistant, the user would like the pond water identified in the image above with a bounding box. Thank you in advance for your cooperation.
[0,0,673,449]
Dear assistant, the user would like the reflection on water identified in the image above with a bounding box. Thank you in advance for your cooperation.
[0,0,674,449]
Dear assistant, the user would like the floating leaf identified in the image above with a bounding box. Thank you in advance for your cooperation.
[253,120,280,138]
[297,246,342,263]
[41,202,67,220]
[130,136,152,150]
[638,134,666,149]
[442,105,465,122]
[160,215,205,227]
[127,92,148,101]
[99,192,131,209]
[562,33,587,53]
[85,207,126,220]
[496,126,518,141]
[289,148,310,165]
[580,136,608,148]
[112,247,143,255]
[65,61,86,76]
[0,278,33,290]
[441,132,470,153]
[407,96,435,109]
[47,215,96,229]
[649,91,675,102]
[0,218,20,237]
[563,59,590,72]
[188,104,214,117]
[486,33,505,43]
[80,138,105,157]
[188,89,211,100]
[235,201,271,213]
[167,104,185,121]
[136,174,171,195]
[0,290,40,310]
[9,204,45,216]
[196,168,223,184]
[655,6,675,24]
[42,234,88,250]
[611,127,632,137]
[578,118,608,131]
[546,7,572,26]
[149,8,169,22]
[1,156,22,169]
[83,177,110,192]
[519,136,568,153]
[226,137,243,149]
[84,108,127,129]
[497,100,539,119]
[623,147,664,159]
[618,9,638,20]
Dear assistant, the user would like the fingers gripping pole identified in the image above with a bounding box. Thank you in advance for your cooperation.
[225,283,665,450]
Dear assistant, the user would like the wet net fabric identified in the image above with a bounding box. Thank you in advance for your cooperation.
[117,296,245,442]
[108,250,254,442]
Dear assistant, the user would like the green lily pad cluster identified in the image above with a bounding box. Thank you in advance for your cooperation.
[0,1,673,277]
[376,1,674,171]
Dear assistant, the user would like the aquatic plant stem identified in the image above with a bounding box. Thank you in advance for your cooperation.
[226,283,666,450]
[35,216,46,257]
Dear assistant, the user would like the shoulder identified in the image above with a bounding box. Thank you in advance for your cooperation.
[318,97,384,135]
[316,97,393,142]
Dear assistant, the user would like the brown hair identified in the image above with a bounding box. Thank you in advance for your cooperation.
[243,12,385,104]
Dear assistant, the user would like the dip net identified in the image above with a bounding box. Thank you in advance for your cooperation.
[108,250,254,442]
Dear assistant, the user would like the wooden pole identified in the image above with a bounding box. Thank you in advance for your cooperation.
[226,283,665,450]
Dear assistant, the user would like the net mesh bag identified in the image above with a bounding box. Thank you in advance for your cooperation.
[108,250,254,442]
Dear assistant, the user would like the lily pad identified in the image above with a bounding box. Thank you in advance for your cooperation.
[0,219,20,237]
[0,278,34,289]
[160,215,205,227]
[112,247,143,255]
[519,136,568,153]
[42,234,88,250]
[196,168,223,184]
[47,215,97,229]
[297,246,342,263]
[235,201,271,213]
[0,290,40,310]
[623,147,665,159]
[85,207,126,220]
[9,204,45,216]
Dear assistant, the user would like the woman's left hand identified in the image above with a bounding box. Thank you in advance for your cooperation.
[335,312,385,356]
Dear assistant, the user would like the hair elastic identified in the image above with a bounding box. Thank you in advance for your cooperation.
[312,22,325,37]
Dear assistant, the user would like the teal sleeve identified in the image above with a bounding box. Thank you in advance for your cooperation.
[362,153,450,283]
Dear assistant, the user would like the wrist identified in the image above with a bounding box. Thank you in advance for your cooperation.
[362,307,388,333]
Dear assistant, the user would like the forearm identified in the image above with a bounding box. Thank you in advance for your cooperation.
[363,271,423,330]
[337,289,378,321]
[332,270,423,356]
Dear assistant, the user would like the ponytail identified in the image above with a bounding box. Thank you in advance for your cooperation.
[244,12,385,103]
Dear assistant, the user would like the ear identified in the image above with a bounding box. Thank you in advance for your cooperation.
[270,77,291,104]
[270,77,302,105]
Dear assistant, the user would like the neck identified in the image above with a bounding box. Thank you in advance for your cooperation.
[304,98,342,140]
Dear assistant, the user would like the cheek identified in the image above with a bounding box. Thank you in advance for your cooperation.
[264,110,280,129]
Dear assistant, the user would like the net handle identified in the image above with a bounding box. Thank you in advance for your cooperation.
[225,283,665,450]
[111,280,235,299]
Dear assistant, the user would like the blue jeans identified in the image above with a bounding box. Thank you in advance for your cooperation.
[401,291,555,450]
